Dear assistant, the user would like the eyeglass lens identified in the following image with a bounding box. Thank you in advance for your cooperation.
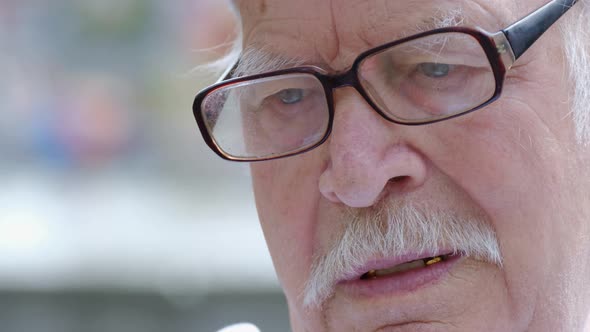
[201,73,330,159]
[358,32,495,123]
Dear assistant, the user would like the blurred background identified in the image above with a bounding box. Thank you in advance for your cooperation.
[0,0,289,331]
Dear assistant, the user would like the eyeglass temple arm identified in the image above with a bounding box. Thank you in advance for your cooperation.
[215,58,240,83]
[502,0,578,60]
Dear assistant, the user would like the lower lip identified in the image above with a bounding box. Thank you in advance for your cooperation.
[338,255,462,299]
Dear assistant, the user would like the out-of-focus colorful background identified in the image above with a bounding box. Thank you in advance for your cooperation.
[0,1,289,331]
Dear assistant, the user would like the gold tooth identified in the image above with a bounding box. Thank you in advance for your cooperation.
[425,256,443,266]
[362,254,451,280]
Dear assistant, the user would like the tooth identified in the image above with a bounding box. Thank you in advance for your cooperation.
[376,259,425,276]
[424,256,443,266]
[361,254,452,280]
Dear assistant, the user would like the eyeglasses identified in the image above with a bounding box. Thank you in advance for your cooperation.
[193,0,578,162]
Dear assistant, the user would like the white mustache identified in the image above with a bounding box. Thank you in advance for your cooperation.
[302,201,502,309]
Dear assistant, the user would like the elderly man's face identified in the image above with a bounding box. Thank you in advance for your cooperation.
[235,0,590,330]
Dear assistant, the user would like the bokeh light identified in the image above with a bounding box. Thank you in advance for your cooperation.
[0,1,289,331]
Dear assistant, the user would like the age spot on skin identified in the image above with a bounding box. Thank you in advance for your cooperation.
[258,0,267,15]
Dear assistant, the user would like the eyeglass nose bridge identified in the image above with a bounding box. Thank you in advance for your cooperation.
[323,66,394,124]
[326,68,358,88]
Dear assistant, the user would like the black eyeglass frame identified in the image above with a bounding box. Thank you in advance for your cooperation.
[193,0,578,162]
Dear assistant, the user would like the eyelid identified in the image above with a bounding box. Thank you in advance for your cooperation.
[247,86,315,110]
[252,84,310,100]
[393,52,488,67]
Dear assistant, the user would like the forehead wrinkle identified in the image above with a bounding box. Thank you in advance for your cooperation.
[364,0,504,41]
[235,0,513,75]
[466,0,513,28]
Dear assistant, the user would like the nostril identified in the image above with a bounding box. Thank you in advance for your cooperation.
[369,176,413,206]
[385,176,417,194]
[389,176,410,184]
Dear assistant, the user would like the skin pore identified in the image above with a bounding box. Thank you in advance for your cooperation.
[234,0,590,330]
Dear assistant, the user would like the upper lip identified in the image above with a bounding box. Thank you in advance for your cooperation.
[340,250,454,282]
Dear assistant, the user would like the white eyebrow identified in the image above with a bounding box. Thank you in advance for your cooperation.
[400,6,466,38]
[232,46,307,78]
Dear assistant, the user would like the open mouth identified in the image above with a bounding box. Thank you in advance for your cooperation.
[360,253,454,280]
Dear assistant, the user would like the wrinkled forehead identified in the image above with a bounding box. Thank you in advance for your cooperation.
[231,0,528,16]
[230,0,531,70]
[231,0,525,31]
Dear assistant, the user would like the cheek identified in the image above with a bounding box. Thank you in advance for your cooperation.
[430,93,576,312]
[250,154,325,299]
[435,85,569,216]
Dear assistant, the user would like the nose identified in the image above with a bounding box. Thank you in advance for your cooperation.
[319,88,428,208]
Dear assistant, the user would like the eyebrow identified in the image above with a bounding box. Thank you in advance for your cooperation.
[232,46,307,78]
[232,6,469,78]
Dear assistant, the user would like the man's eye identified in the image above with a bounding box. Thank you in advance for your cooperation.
[276,88,304,104]
[418,62,452,78]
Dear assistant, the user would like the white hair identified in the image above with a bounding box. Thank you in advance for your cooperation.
[201,1,590,144]
[562,0,590,145]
